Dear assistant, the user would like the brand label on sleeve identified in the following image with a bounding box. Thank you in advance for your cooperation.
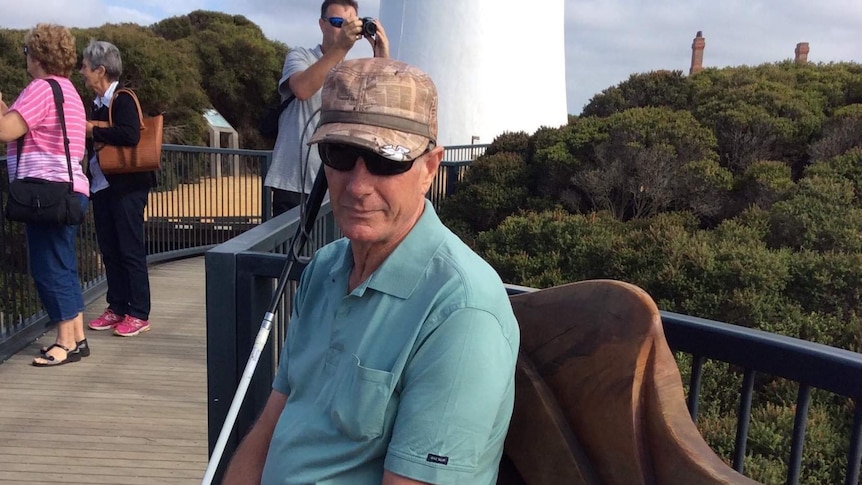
[426,454,449,465]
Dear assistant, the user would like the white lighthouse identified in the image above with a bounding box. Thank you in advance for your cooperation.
[378,0,568,147]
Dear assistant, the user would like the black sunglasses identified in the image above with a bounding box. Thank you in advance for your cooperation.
[319,143,416,176]
[322,16,345,28]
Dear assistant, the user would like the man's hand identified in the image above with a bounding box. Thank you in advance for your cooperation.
[382,470,430,485]
[334,17,364,53]
[222,391,287,484]
[367,19,390,59]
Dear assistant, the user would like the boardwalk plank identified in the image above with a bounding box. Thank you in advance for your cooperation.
[0,257,209,484]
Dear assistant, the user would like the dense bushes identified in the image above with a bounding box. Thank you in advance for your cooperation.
[440,61,862,483]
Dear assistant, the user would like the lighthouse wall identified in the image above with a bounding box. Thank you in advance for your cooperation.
[378,0,568,147]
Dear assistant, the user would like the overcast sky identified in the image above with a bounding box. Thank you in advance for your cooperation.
[3,0,861,114]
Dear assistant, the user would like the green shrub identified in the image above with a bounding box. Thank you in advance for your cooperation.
[438,152,530,233]
[733,160,795,211]
[766,175,862,252]
[483,131,531,158]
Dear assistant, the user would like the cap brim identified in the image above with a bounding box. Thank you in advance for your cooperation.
[308,123,430,162]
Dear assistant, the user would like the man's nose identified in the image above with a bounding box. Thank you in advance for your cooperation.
[345,158,375,194]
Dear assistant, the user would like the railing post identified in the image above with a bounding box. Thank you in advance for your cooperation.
[787,384,812,485]
[445,163,459,197]
[733,369,757,472]
[262,152,273,222]
[845,400,862,485]
[234,259,279,435]
[687,354,705,423]
[204,248,241,482]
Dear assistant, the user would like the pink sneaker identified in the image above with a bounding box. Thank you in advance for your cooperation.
[88,309,123,331]
[114,315,151,337]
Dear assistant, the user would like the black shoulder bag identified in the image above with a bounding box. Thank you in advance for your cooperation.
[257,93,296,139]
[4,79,86,226]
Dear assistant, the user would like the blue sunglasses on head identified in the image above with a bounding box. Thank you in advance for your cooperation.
[322,16,345,28]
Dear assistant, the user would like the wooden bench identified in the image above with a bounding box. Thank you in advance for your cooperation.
[499,280,761,484]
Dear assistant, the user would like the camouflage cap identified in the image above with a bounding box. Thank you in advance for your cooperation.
[308,58,437,162]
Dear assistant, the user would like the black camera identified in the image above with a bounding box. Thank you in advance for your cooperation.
[361,17,378,37]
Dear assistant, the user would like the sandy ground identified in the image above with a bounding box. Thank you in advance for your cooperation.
[146,175,261,220]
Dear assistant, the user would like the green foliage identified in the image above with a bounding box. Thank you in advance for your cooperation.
[785,250,862,330]
[74,23,211,145]
[438,152,531,236]
[582,70,691,117]
[809,104,862,161]
[0,14,288,149]
[442,57,862,485]
[571,107,720,219]
[151,11,288,148]
[529,118,602,203]
[696,399,851,484]
[732,160,795,212]
[805,147,862,201]
[677,158,735,220]
[0,30,28,102]
[462,187,862,479]
[766,175,862,252]
[483,131,531,158]
[475,210,626,288]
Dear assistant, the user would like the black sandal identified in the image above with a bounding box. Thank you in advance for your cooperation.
[40,338,89,357]
[33,344,82,367]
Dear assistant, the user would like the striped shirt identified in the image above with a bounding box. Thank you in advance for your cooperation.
[6,76,89,196]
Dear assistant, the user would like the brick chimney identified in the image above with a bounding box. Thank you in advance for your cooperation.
[690,31,705,75]
[795,42,810,65]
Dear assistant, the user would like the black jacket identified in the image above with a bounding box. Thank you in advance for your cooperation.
[86,90,157,191]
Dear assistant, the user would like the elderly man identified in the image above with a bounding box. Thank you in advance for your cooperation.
[224,58,519,485]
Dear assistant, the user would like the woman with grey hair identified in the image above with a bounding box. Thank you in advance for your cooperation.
[80,39,156,338]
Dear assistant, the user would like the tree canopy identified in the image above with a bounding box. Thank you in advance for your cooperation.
[0,11,288,148]
[440,60,862,484]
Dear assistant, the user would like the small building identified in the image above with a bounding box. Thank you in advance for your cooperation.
[204,108,238,178]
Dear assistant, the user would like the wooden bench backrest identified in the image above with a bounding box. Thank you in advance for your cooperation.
[502,280,761,485]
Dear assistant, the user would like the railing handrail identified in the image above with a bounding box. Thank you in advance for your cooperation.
[662,310,862,399]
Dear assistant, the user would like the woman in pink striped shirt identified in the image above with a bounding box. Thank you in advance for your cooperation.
[0,24,90,367]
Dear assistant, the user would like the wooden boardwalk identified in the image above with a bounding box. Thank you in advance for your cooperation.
[0,257,208,485]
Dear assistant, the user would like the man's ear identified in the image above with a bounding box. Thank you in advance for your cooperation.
[418,146,444,193]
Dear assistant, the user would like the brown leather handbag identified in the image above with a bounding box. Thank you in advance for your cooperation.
[94,88,163,174]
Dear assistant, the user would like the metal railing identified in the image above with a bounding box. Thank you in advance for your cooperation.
[0,142,485,362]
[16,140,861,483]
[662,312,862,485]
[0,144,274,361]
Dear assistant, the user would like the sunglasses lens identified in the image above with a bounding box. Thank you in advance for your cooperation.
[368,155,414,175]
[328,17,344,27]
[320,144,414,176]
[320,144,357,171]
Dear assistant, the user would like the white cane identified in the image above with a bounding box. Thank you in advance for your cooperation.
[201,169,328,485]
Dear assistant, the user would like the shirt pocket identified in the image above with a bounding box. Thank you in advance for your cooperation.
[330,355,396,441]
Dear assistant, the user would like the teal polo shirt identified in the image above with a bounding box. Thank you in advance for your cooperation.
[261,201,519,485]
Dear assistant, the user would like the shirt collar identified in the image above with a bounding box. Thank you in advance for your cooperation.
[94,81,119,108]
[334,200,446,299]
